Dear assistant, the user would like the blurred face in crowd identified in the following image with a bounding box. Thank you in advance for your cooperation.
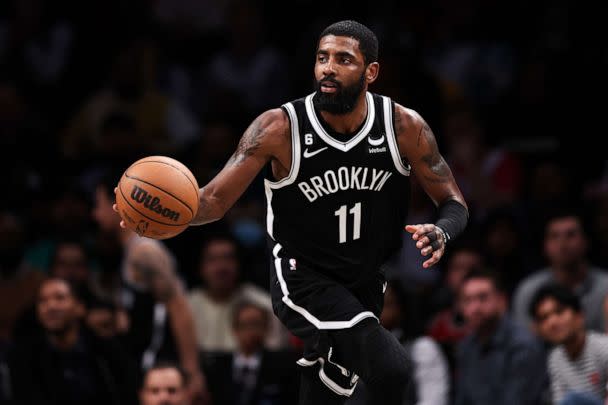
[86,307,117,338]
[233,305,268,355]
[200,239,239,296]
[533,297,583,345]
[140,367,188,405]
[93,185,119,232]
[446,249,482,293]
[544,216,587,269]
[51,242,90,284]
[37,279,83,334]
[460,277,506,333]
[380,285,402,330]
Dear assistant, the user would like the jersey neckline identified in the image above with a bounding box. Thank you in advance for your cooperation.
[305,92,375,152]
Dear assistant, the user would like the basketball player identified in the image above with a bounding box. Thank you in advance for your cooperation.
[117,20,468,404]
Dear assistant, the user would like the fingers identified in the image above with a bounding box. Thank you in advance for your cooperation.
[423,249,443,268]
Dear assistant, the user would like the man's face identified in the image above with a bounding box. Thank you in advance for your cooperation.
[92,185,119,232]
[37,280,82,333]
[460,278,506,332]
[534,297,582,345]
[51,243,89,284]
[446,250,482,292]
[313,35,372,115]
[200,240,239,295]
[544,217,587,269]
[233,306,268,354]
[140,368,188,405]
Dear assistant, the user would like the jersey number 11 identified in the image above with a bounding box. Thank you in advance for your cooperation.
[334,202,361,243]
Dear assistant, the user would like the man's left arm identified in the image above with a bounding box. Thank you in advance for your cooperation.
[394,103,468,268]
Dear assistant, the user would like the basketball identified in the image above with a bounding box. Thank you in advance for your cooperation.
[116,156,199,240]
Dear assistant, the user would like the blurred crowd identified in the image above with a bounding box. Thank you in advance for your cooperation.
[1,0,608,404]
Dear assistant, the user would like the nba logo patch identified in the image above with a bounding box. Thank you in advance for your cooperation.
[289,258,297,271]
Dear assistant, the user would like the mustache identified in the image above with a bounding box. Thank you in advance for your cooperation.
[318,76,341,87]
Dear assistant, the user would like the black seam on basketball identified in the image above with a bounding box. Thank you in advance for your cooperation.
[124,173,194,216]
[129,160,198,195]
[118,183,189,226]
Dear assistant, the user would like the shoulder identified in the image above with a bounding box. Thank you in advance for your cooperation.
[547,346,564,369]
[392,102,425,137]
[514,271,552,299]
[590,268,608,283]
[241,108,291,154]
[411,337,445,362]
[239,284,272,307]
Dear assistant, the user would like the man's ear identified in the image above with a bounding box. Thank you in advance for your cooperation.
[366,62,380,84]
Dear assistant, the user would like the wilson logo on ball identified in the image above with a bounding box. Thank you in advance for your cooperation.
[130,185,180,222]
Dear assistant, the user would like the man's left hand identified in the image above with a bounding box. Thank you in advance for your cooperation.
[405,224,446,269]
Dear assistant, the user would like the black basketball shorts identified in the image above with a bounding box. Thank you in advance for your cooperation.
[269,242,387,395]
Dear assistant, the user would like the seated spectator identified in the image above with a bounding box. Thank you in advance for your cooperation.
[140,362,190,405]
[188,234,288,351]
[381,280,449,405]
[530,284,608,405]
[202,301,299,405]
[92,174,207,403]
[513,210,608,333]
[427,241,481,369]
[8,278,137,405]
[456,269,547,405]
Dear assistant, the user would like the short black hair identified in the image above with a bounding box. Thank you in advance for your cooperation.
[319,20,378,64]
[543,205,586,235]
[140,361,188,390]
[232,300,270,329]
[528,283,582,320]
[461,268,505,293]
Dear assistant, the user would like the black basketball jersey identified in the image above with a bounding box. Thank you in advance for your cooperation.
[265,92,411,286]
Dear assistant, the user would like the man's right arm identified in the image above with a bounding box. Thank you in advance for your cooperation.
[191,108,290,225]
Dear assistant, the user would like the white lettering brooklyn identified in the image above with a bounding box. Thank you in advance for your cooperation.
[298,166,393,202]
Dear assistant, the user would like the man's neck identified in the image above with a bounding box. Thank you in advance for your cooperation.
[476,316,502,344]
[564,329,586,360]
[554,261,588,286]
[206,288,234,303]
[319,93,368,135]
[48,324,80,351]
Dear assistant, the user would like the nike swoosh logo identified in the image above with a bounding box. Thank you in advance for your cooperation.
[368,135,385,146]
[303,147,328,158]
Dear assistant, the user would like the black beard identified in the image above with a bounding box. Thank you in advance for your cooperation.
[313,73,366,115]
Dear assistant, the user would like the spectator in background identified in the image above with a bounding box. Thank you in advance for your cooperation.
[204,0,289,118]
[442,103,523,216]
[140,362,190,405]
[456,269,547,405]
[427,240,481,369]
[8,278,138,405]
[0,211,45,342]
[188,234,288,352]
[530,284,608,405]
[202,301,299,405]
[380,280,449,405]
[92,173,208,403]
[481,209,528,292]
[513,211,608,333]
[62,38,199,161]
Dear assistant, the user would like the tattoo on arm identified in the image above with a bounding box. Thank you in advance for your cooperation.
[226,119,265,166]
[419,123,452,184]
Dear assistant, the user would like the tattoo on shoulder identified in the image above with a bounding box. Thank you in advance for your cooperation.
[226,118,265,166]
[419,122,452,184]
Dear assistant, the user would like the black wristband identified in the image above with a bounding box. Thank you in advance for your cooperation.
[435,199,468,243]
